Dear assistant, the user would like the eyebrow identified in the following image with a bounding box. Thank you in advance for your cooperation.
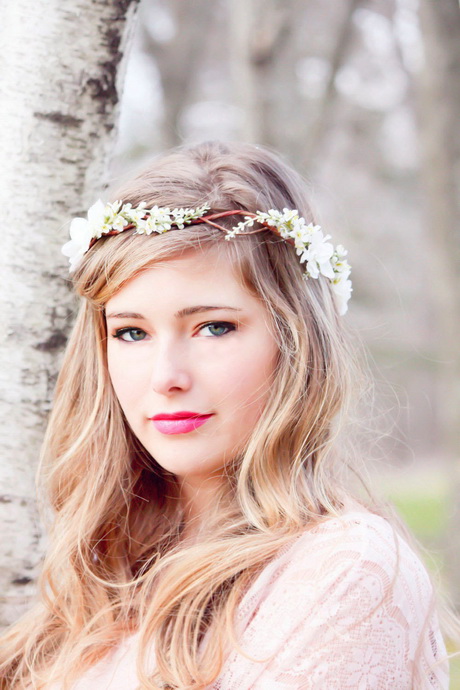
[105,305,243,320]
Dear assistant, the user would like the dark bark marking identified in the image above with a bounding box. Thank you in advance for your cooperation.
[85,0,141,115]
[11,575,33,586]
[112,0,141,20]
[34,112,83,127]
[34,330,68,353]
[86,63,119,111]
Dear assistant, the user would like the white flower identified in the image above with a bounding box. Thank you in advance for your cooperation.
[61,220,93,272]
[88,200,118,239]
[224,227,240,240]
[141,206,173,234]
[332,257,351,281]
[171,208,187,229]
[299,230,335,280]
[292,222,317,253]
[103,202,129,233]
[121,203,144,229]
[170,203,212,229]
[256,210,282,227]
[257,208,297,233]
[330,276,353,315]
[281,207,299,222]
[335,244,348,258]
[171,203,211,229]
[273,208,300,230]
[61,199,107,272]
[228,217,256,236]
[240,215,256,228]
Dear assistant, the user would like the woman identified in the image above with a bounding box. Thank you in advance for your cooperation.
[0,140,456,688]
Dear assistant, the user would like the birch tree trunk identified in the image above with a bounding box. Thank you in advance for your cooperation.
[0,0,139,628]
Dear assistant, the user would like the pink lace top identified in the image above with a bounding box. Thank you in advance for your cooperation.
[65,508,449,689]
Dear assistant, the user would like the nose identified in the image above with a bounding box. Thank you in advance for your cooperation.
[149,339,192,396]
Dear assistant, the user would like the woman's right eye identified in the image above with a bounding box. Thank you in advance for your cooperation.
[112,327,147,342]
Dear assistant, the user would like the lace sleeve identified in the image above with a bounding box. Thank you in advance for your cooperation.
[210,512,449,690]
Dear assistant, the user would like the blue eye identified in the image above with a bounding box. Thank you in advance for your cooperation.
[199,321,236,337]
[112,327,146,342]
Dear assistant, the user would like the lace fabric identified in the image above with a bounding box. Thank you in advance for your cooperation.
[65,509,449,689]
[205,510,449,689]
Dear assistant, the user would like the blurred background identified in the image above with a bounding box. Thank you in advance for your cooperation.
[109,0,460,669]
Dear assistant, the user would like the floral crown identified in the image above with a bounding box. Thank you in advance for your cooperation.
[62,200,352,314]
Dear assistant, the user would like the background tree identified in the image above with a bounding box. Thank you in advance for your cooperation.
[417,0,460,608]
[0,0,140,628]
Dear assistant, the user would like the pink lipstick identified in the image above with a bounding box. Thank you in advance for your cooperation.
[149,411,213,435]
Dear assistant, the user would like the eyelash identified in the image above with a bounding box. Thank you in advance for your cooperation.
[111,321,237,343]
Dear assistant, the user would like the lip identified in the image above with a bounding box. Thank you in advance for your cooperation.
[150,414,213,435]
[151,411,208,420]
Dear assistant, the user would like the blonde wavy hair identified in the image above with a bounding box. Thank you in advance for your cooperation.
[1,140,458,689]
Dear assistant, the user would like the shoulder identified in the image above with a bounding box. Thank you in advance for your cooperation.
[227,509,448,689]
[256,507,431,582]
[238,507,437,638]
[291,507,429,576]
[284,508,436,614]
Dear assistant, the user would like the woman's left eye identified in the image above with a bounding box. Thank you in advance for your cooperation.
[199,321,236,337]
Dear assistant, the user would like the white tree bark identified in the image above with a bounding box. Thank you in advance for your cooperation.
[0,0,139,627]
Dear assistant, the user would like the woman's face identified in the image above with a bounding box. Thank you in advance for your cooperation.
[105,246,279,507]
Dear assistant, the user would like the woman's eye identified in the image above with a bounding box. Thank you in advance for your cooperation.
[199,321,236,337]
[112,327,147,342]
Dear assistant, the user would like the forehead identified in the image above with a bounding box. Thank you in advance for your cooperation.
[106,245,254,310]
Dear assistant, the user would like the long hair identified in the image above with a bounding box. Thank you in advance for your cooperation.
[1,141,458,688]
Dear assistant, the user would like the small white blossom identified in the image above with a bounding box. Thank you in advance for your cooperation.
[61,199,108,272]
[171,208,187,229]
[330,276,353,315]
[299,231,335,280]
[292,222,317,253]
[140,206,172,234]
[332,257,351,281]
[224,227,240,240]
[105,202,129,233]
[281,208,300,223]
[122,202,147,227]
[241,215,256,228]
[335,244,348,258]
[61,220,93,273]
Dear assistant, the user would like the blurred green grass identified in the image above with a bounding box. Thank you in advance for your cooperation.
[390,492,449,542]
[382,473,460,689]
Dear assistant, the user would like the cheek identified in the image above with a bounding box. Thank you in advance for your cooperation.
[222,341,278,417]
[107,351,140,411]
